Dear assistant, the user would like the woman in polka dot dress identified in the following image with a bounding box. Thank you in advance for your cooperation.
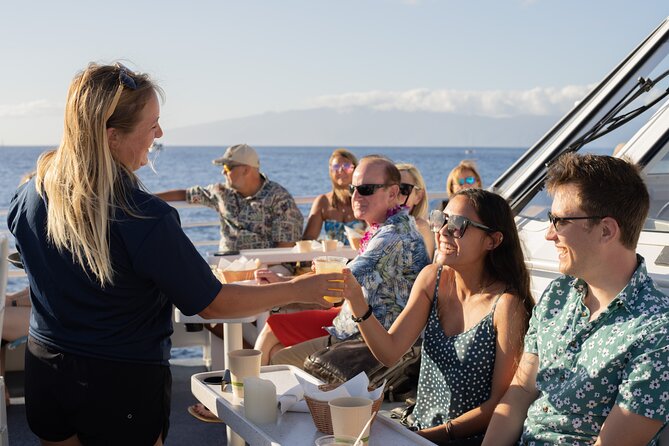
[342,189,534,445]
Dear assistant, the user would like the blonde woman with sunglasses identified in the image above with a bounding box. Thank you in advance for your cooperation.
[442,160,483,211]
[339,189,533,445]
[397,163,434,261]
[302,148,366,244]
[7,62,338,446]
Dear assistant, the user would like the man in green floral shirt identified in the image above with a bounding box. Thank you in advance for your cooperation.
[157,143,303,252]
[483,154,669,446]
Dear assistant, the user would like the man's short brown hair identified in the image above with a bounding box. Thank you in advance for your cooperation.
[546,153,649,249]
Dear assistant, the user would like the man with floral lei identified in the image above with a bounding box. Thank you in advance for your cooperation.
[259,155,430,368]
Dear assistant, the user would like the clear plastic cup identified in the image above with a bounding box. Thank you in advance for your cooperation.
[314,434,359,446]
[313,256,348,303]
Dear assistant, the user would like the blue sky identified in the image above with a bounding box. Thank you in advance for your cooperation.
[1,1,667,145]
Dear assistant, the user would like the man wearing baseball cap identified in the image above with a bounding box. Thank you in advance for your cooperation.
[157,143,303,252]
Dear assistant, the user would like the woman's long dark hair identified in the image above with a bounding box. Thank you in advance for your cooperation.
[453,188,534,321]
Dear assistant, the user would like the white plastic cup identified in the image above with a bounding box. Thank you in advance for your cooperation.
[227,349,262,398]
[296,240,313,253]
[321,239,339,252]
[329,397,373,444]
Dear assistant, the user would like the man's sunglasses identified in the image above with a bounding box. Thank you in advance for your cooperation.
[458,176,477,186]
[349,184,392,196]
[429,210,494,238]
[330,162,354,173]
[546,211,605,232]
[223,164,242,174]
[399,183,421,196]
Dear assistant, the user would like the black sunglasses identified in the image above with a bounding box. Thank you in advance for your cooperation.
[429,210,494,238]
[349,184,391,196]
[399,183,416,196]
[107,64,138,122]
[547,211,605,232]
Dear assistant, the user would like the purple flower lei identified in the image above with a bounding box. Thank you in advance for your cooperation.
[358,205,407,254]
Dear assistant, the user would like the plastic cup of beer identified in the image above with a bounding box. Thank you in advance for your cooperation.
[313,256,348,304]
[227,349,262,398]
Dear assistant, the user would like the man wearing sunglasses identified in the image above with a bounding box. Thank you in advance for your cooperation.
[268,156,430,368]
[156,143,303,253]
[483,154,669,445]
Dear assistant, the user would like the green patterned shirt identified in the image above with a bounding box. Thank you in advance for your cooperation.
[186,174,303,252]
[520,256,669,445]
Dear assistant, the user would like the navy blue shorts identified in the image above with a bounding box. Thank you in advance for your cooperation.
[25,337,171,445]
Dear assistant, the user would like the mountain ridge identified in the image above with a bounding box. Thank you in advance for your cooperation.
[164,107,561,147]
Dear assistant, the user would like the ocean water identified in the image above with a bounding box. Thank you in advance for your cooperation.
[1,145,526,292]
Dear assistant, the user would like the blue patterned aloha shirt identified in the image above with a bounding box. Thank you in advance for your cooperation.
[520,256,669,446]
[186,174,303,252]
[326,208,430,339]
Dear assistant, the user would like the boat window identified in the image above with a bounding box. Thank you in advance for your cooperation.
[513,27,669,234]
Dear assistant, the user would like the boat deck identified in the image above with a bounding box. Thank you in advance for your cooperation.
[6,362,228,445]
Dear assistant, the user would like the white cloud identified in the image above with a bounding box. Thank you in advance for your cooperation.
[0,100,61,118]
[308,85,594,117]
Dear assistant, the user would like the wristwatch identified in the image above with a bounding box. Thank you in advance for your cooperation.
[351,304,373,323]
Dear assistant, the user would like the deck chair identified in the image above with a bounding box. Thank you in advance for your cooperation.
[0,235,10,445]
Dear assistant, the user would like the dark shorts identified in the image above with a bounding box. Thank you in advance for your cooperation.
[25,337,171,445]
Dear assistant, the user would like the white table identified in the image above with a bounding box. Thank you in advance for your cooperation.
[213,246,358,265]
[174,309,262,371]
[191,365,436,446]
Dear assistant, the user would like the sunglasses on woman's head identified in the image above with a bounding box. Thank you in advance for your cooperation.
[330,162,354,173]
[428,210,494,238]
[106,64,138,122]
[458,176,477,186]
[349,184,390,196]
[117,64,137,90]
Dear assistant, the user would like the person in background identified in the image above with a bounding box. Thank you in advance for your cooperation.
[397,163,434,261]
[341,188,533,444]
[254,156,430,368]
[156,143,303,254]
[302,148,365,244]
[483,154,669,445]
[442,160,483,210]
[7,62,338,445]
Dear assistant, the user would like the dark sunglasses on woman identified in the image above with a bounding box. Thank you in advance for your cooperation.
[429,210,494,238]
[399,183,416,196]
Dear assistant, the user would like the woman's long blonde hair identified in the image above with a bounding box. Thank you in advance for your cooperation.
[36,63,161,286]
[329,148,358,211]
[396,163,429,219]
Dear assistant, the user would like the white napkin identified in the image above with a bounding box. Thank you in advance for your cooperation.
[278,379,309,414]
[279,372,385,414]
[217,256,259,271]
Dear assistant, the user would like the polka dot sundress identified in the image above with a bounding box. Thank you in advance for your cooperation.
[412,265,500,433]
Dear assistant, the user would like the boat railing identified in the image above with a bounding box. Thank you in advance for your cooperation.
[1,190,451,279]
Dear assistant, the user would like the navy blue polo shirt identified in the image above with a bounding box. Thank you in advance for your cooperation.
[7,178,222,365]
